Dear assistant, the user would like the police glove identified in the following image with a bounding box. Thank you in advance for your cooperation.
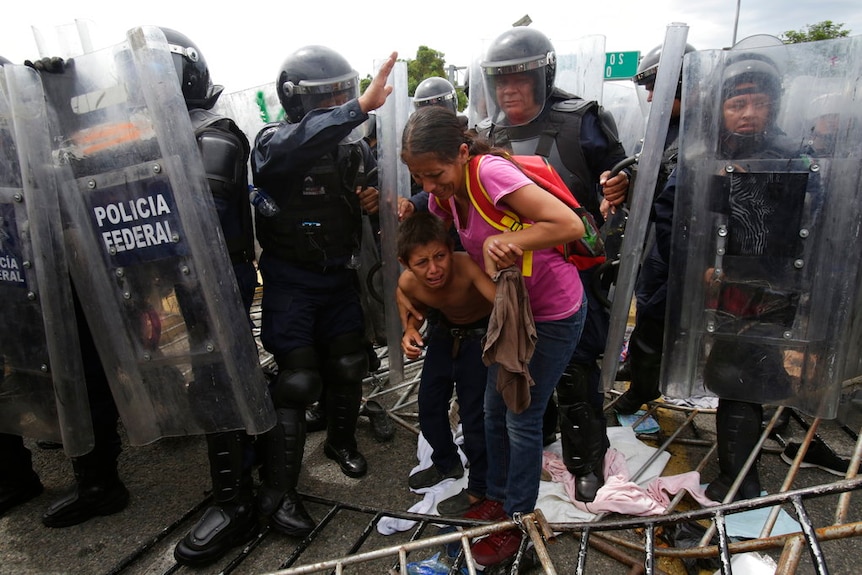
[24,56,66,74]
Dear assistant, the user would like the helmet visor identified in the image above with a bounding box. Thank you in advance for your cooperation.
[296,71,360,113]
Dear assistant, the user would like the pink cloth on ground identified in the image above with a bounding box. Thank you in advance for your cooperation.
[542,450,717,515]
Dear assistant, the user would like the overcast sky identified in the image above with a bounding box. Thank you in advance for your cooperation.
[2,1,860,95]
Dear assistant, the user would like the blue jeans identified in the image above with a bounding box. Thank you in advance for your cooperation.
[419,321,488,496]
[484,299,587,516]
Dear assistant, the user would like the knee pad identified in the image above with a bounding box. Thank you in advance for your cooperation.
[272,347,322,407]
[557,363,590,405]
[325,333,368,386]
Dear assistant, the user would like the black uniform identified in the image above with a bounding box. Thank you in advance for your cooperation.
[250,96,374,537]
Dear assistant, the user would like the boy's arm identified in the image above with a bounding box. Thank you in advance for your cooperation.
[397,274,428,360]
[465,254,498,303]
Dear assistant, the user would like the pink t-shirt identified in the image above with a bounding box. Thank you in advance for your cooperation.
[428,154,583,321]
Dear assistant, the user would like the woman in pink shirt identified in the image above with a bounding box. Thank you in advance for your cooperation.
[400,105,587,567]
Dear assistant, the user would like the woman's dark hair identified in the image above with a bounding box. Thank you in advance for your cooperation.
[401,106,492,163]
[400,106,554,191]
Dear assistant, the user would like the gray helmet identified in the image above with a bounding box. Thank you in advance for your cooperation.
[0,55,10,66]
[277,45,359,123]
[160,27,222,110]
[481,27,556,126]
[634,43,695,98]
[413,76,457,113]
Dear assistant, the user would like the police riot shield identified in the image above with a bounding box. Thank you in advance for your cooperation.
[214,82,283,160]
[602,80,646,162]
[554,35,606,105]
[662,35,862,418]
[0,65,94,456]
[600,24,689,392]
[375,59,411,384]
[465,56,489,129]
[33,26,275,444]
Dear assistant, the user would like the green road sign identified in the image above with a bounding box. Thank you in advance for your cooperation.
[604,51,640,80]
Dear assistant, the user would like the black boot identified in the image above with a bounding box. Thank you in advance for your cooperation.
[42,456,129,528]
[174,431,259,566]
[559,402,609,503]
[615,318,663,415]
[0,434,44,517]
[706,399,763,502]
[360,400,394,443]
[324,382,367,478]
[258,407,316,537]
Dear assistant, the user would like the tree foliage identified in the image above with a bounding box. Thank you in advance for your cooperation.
[359,45,468,111]
[780,20,850,44]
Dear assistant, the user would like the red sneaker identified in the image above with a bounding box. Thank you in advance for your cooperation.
[471,529,523,566]
[463,498,505,522]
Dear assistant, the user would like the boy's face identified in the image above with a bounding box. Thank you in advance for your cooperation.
[404,240,453,290]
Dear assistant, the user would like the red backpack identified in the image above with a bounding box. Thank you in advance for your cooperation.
[436,154,605,275]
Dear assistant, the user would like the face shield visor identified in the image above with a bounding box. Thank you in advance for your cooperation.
[481,53,550,127]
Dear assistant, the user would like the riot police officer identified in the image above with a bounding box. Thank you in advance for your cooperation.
[476,27,630,502]
[159,28,261,566]
[0,54,48,517]
[0,54,131,528]
[250,46,395,536]
[703,51,800,502]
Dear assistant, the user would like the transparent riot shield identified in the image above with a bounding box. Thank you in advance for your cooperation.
[465,56,488,129]
[213,82,283,155]
[554,35,606,105]
[376,59,411,384]
[1,65,94,456]
[662,35,862,418]
[602,80,646,161]
[599,24,690,392]
[31,26,275,444]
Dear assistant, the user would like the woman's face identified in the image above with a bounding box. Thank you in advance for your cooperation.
[404,145,469,201]
[722,83,772,136]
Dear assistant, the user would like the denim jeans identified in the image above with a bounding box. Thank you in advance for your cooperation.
[484,298,587,516]
[419,322,488,496]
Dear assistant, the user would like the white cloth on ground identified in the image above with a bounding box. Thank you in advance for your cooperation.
[377,425,715,534]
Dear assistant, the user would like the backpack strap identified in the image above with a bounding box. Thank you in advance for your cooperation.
[466,155,535,276]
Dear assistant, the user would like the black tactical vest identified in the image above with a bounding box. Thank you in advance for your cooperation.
[255,144,363,265]
[480,97,607,219]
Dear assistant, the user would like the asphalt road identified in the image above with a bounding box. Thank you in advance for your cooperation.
[2,362,861,575]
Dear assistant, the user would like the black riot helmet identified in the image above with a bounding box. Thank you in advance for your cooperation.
[721,53,782,105]
[481,27,556,127]
[414,76,458,113]
[634,43,696,98]
[277,45,360,123]
[160,27,223,110]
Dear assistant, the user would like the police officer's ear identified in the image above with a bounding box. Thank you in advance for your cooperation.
[24,56,67,74]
